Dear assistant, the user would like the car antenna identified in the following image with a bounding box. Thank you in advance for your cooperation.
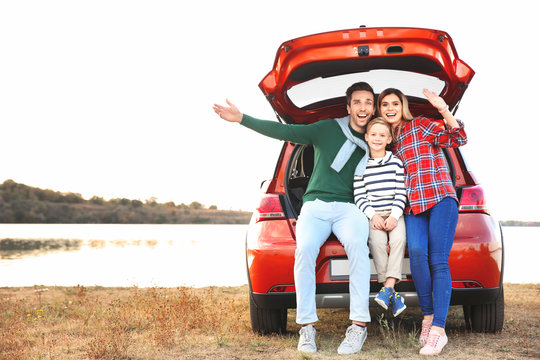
[452,98,462,115]
[273,109,285,124]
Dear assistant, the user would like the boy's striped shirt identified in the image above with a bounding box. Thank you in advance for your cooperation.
[353,151,407,220]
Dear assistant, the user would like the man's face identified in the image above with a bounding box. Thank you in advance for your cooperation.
[347,90,375,133]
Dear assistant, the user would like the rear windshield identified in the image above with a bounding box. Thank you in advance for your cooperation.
[287,70,445,109]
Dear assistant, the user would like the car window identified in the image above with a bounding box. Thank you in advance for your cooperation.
[287,70,446,109]
[454,146,470,171]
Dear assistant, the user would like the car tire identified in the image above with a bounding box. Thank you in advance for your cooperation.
[463,287,504,333]
[249,292,287,334]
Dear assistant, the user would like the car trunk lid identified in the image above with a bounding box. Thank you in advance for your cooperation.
[259,27,475,124]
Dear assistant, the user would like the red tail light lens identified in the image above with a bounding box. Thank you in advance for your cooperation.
[452,281,482,288]
[269,285,296,293]
[255,194,286,222]
[459,185,489,214]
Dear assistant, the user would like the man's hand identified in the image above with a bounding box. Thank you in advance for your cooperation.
[213,99,243,123]
[371,214,386,230]
[384,216,398,231]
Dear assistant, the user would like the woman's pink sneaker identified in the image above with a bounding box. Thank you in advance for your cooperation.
[419,331,448,356]
[419,319,432,347]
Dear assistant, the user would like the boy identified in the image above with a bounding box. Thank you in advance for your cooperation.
[353,117,407,316]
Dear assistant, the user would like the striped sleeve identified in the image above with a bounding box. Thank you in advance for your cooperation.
[390,157,407,220]
[353,175,376,219]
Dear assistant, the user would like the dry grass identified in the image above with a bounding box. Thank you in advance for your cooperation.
[0,283,538,359]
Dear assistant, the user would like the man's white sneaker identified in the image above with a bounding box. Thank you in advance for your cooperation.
[337,324,367,355]
[297,325,317,353]
[419,330,448,356]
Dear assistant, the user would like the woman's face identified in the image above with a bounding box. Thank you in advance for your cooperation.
[379,93,403,126]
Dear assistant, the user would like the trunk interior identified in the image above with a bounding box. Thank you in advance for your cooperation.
[285,144,314,218]
[284,143,460,219]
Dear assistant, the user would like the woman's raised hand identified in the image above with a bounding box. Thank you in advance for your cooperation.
[213,99,243,123]
[422,89,447,112]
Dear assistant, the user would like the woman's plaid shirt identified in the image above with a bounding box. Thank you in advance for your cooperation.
[392,117,467,215]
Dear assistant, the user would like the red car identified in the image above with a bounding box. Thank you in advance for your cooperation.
[246,27,504,334]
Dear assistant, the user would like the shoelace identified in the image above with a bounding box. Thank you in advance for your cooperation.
[382,287,394,296]
[342,326,363,346]
[420,321,432,339]
[299,327,315,346]
[425,332,442,348]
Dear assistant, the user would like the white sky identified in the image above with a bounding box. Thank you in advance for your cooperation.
[0,0,538,221]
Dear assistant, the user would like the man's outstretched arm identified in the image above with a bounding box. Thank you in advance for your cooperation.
[213,99,316,145]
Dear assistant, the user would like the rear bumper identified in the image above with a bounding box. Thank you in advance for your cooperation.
[251,283,502,309]
[247,214,504,310]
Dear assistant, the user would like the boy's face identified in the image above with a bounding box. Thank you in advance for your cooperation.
[365,123,392,155]
[347,90,375,133]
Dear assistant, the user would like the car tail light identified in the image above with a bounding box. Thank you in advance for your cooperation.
[255,194,286,222]
[459,185,489,214]
[452,281,482,288]
[269,285,296,293]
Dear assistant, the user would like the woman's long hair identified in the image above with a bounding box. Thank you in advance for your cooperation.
[377,88,414,142]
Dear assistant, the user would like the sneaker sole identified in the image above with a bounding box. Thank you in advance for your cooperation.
[419,335,448,355]
[419,344,445,356]
[337,335,367,355]
[393,304,406,317]
[420,348,443,355]
[374,297,389,310]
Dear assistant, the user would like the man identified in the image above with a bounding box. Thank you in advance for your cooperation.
[213,82,375,355]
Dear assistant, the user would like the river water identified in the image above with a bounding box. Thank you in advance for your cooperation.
[0,224,537,287]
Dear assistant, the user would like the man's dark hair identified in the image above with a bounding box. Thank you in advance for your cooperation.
[346,82,375,105]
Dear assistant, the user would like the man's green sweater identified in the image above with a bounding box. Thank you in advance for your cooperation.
[241,114,366,204]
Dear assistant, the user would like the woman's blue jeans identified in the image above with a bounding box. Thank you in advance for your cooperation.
[405,197,458,328]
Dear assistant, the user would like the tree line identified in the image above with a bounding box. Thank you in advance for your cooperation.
[499,220,540,227]
[0,180,252,224]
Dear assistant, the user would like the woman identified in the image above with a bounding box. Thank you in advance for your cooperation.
[377,88,467,356]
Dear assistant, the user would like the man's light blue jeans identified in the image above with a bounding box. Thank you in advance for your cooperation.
[405,197,459,328]
[294,199,371,324]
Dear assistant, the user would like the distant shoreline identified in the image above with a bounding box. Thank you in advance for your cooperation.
[499,221,540,227]
[0,179,252,224]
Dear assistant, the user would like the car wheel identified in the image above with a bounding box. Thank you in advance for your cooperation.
[249,292,287,334]
[463,287,504,333]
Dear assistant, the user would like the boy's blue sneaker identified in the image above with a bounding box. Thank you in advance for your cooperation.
[392,292,407,316]
[374,286,394,310]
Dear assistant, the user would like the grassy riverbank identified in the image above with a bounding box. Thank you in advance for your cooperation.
[1,284,538,359]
